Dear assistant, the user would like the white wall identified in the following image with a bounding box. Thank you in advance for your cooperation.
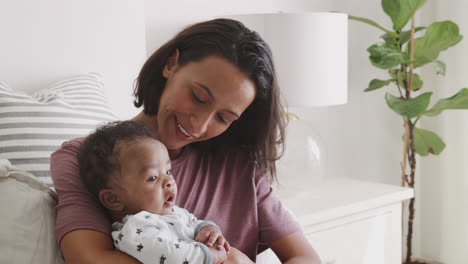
[0,0,147,120]
[419,1,468,263]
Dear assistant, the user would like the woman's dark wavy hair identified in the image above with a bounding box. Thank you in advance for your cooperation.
[78,121,155,201]
[133,18,286,183]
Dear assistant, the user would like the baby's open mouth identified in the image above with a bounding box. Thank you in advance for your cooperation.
[164,194,175,206]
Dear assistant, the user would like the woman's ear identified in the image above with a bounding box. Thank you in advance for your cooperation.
[99,189,124,212]
[162,49,180,78]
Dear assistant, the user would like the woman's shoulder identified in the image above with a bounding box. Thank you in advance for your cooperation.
[51,137,86,158]
[49,137,86,185]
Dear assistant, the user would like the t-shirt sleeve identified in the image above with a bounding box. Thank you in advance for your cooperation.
[255,166,301,245]
[174,206,218,237]
[50,138,111,245]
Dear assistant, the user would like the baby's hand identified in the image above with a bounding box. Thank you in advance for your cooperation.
[195,225,231,253]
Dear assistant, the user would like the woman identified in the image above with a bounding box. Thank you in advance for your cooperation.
[51,18,321,263]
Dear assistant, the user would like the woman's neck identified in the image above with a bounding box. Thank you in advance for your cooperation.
[131,111,157,133]
[131,111,184,160]
[167,148,183,160]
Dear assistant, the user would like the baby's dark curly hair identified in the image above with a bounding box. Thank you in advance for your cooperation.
[78,121,155,201]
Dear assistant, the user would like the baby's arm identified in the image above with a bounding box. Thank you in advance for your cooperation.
[178,206,230,252]
[112,212,213,264]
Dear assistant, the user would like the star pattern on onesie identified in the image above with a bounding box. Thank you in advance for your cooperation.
[137,243,143,252]
[115,215,207,264]
[159,254,166,264]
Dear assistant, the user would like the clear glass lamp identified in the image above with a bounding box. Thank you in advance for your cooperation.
[227,12,348,193]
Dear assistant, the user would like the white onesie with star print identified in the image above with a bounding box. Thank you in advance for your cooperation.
[112,206,216,264]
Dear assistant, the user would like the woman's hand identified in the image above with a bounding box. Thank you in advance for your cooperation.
[223,247,255,264]
[270,231,322,264]
[208,246,228,264]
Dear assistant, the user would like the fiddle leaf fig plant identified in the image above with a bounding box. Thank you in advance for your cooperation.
[350,0,468,263]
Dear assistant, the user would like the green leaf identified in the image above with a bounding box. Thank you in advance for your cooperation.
[365,79,394,92]
[388,69,399,79]
[381,27,426,46]
[400,27,426,45]
[387,69,420,90]
[382,0,427,30]
[388,68,406,88]
[368,43,408,69]
[410,73,423,91]
[349,15,398,37]
[413,127,445,156]
[385,92,432,118]
[433,60,446,76]
[412,21,463,68]
[424,88,468,116]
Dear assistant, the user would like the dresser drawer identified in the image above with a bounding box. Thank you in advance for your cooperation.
[305,203,402,264]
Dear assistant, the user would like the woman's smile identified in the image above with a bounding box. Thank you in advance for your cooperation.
[175,117,195,141]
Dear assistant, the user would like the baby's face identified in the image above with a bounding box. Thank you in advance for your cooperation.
[114,137,177,216]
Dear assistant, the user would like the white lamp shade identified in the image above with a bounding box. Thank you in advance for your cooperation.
[226,12,348,107]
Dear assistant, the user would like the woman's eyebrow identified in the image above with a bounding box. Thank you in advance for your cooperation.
[194,81,240,118]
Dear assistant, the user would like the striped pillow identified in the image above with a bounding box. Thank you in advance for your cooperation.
[0,73,118,187]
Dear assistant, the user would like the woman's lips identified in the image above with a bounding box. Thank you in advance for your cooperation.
[175,119,194,141]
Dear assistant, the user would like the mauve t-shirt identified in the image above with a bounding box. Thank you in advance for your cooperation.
[51,138,300,261]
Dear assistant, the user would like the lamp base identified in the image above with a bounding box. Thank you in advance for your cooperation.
[276,118,327,193]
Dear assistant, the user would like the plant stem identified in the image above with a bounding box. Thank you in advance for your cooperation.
[401,119,410,187]
[406,121,417,264]
[404,14,417,264]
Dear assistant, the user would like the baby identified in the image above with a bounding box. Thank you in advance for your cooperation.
[78,121,229,264]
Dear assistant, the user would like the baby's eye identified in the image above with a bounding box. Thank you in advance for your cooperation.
[166,170,172,175]
[147,176,158,182]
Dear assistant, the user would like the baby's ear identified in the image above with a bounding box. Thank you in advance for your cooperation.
[99,189,124,211]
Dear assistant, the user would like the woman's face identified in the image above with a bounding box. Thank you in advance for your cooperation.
[157,54,256,156]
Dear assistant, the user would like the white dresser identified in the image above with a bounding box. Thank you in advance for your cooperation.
[257,177,414,264]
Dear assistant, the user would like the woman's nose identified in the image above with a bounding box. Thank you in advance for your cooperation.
[189,111,213,137]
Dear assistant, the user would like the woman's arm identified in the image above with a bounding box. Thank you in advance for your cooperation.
[224,247,254,264]
[270,231,322,264]
[61,230,140,264]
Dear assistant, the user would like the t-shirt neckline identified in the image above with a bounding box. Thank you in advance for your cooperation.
[170,146,191,168]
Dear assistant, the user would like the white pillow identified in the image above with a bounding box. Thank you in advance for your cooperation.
[0,73,118,186]
[0,159,64,264]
